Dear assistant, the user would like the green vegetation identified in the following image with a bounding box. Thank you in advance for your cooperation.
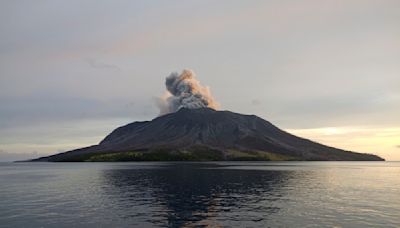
[225,149,298,161]
[85,146,225,162]
[78,146,299,162]
[46,145,301,162]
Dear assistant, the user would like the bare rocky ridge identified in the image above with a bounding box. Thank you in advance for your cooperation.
[33,108,383,161]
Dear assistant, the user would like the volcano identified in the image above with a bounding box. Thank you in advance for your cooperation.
[33,108,383,161]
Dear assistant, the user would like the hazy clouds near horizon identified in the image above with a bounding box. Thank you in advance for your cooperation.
[0,0,399,161]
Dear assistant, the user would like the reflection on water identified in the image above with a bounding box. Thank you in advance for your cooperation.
[0,162,400,227]
[101,163,296,227]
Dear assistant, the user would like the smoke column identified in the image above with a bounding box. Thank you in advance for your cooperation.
[156,69,219,115]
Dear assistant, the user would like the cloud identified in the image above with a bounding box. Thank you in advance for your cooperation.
[251,99,261,106]
[286,126,400,160]
[0,92,156,130]
[0,150,42,162]
[86,58,120,71]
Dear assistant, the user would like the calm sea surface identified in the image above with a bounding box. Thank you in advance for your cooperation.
[0,162,399,227]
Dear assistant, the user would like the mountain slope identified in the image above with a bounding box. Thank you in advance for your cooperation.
[33,108,383,161]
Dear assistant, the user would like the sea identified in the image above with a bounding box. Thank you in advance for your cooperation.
[0,162,399,227]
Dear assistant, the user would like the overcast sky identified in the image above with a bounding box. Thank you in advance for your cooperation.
[1,0,399,161]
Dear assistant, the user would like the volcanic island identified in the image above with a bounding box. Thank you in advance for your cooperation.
[32,70,383,162]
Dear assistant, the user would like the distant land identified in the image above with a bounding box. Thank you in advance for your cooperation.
[32,108,383,162]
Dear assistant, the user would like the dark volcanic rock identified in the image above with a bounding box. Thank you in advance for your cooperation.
[33,108,384,161]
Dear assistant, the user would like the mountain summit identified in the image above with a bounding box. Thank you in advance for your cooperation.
[33,108,383,161]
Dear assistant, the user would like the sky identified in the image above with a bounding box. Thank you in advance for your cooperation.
[0,0,399,161]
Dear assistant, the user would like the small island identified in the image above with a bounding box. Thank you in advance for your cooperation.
[32,108,383,162]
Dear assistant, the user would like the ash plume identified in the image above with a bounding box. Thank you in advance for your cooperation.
[156,69,219,115]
